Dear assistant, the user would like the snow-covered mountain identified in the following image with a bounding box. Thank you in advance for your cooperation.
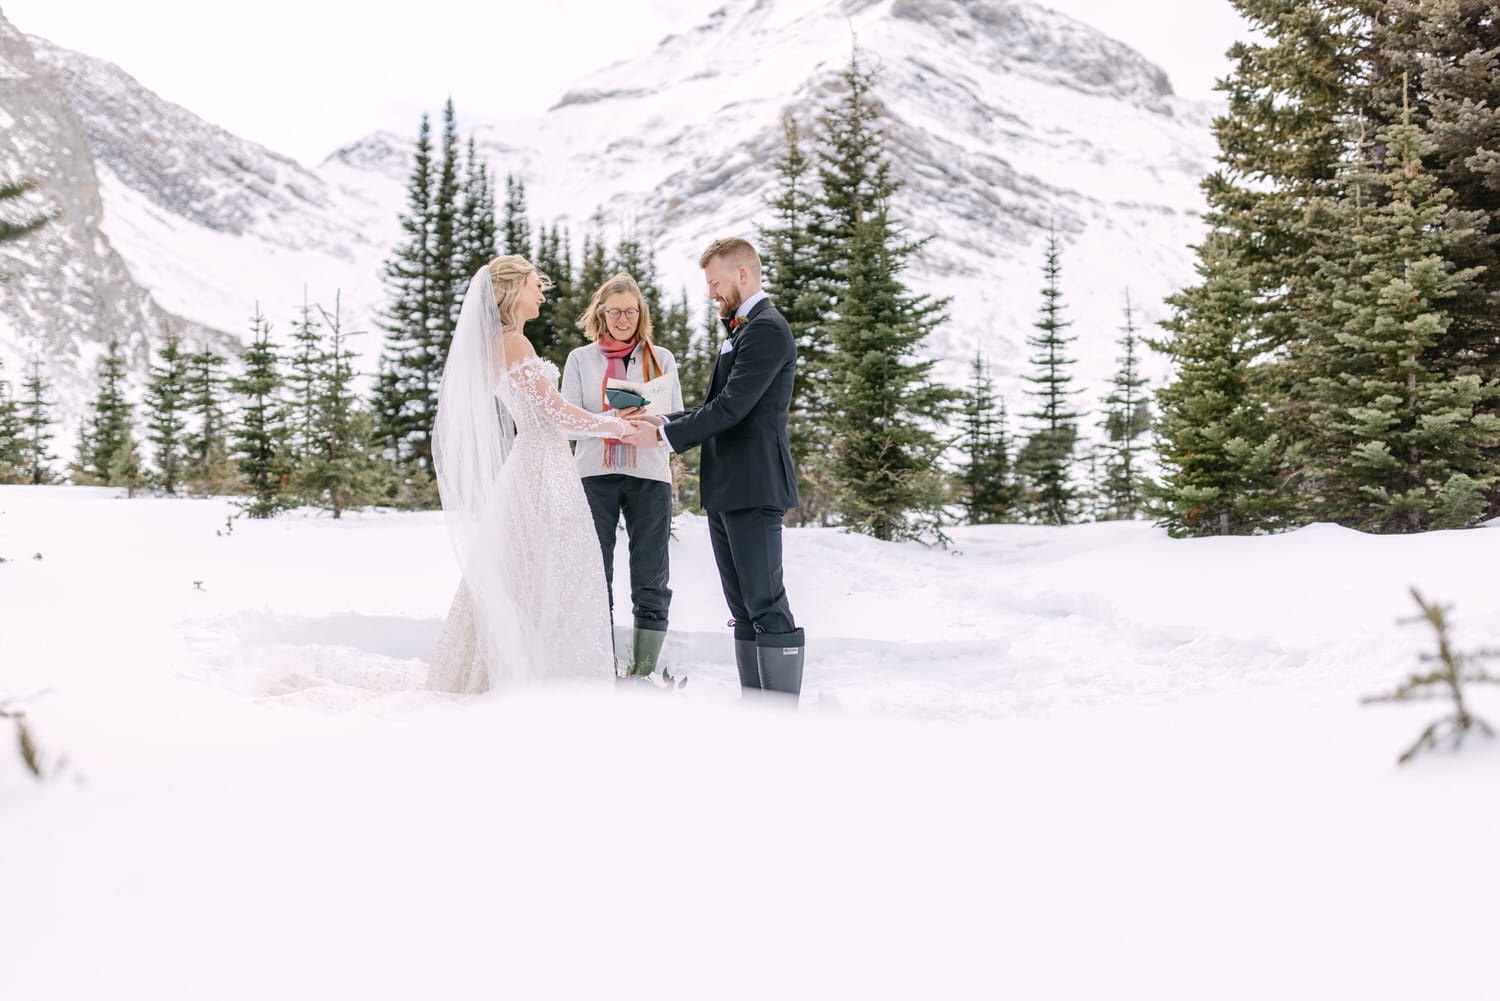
[1,0,1219,426]
[0,12,218,415]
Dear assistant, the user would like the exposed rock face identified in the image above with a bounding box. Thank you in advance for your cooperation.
[0,11,215,420]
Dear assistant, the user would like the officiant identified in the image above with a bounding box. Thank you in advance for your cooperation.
[562,272,686,678]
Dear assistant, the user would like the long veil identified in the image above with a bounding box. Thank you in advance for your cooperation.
[428,266,521,691]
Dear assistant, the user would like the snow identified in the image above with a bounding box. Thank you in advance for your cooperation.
[2,485,1497,997]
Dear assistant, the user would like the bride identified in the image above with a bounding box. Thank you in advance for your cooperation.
[427,255,642,693]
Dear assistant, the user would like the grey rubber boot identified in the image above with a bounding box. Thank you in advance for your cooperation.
[734,639,762,690]
[756,629,805,700]
[627,627,667,677]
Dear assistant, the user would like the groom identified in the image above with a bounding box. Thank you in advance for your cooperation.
[622,237,804,698]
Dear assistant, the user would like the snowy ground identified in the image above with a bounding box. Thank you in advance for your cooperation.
[3,485,1497,999]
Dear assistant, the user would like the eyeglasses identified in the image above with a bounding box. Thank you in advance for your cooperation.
[604,308,640,321]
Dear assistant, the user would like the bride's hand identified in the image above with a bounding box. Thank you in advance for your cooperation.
[621,420,661,448]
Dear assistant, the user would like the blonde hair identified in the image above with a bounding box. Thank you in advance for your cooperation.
[487,254,553,330]
[698,237,761,278]
[578,272,654,344]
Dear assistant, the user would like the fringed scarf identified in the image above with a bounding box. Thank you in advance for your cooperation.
[599,334,663,470]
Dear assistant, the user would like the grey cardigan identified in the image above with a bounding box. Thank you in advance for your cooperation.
[560,340,684,483]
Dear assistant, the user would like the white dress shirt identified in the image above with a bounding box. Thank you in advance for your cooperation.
[659,291,768,451]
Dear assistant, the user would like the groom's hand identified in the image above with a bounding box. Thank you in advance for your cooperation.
[621,421,662,449]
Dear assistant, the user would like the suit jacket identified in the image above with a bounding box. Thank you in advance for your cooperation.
[664,296,799,513]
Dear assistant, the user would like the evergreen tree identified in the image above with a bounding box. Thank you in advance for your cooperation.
[576,219,611,307]
[1097,291,1152,520]
[614,229,663,324]
[761,110,835,526]
[1211,0,1371,355]
[18,359,56,485]
[1298,87,1499,532]
[1372,1,1500,384]
[530,223,578,369]
[374,113,435,469]
[0,178,49,245]
[1149,233,1287,536]
[661,302,721,514]
[409,97,465,478]
[814,51,955,542]
[295,295,385,518]
[500,172,530,257]
[73,337,135,485]
[958,348,1018,525]
[106,426,145,498]
[1158,1,1373,525]
[0,361,23,483]
[458,139,499,280]
[143,326,193,494]
[229,308,290,518]
[1015,230,1083,526]
[184,345,236,496]
[284,290,327,466]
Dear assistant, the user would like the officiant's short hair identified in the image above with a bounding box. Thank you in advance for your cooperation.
[699,238,761,278]
[578,272,654,344]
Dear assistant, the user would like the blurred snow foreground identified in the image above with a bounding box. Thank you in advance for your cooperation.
[3,485,1497,999]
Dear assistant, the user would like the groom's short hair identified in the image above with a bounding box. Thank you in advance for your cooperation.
[699,237,761,278]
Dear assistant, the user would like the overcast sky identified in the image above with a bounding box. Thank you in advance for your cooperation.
[4,0,1249,166]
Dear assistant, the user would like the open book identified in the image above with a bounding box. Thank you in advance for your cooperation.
[605,372,678,417]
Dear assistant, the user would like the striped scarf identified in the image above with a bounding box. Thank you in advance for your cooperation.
[599,334,663,470]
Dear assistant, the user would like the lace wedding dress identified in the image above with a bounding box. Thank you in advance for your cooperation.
[427,267,630,693]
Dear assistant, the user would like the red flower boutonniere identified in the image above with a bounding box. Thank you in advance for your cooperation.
[729,315,747,332]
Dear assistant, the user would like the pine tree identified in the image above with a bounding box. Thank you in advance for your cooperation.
[500,172,530,257]
[761,110,835,526]
[1015,230,1083,526]
[74,337,135,485]
[531,223,578,370]
[814,51,956,542]
[184,345,235,496]
[577,220,611,308]
[143,326,191,494]
[458,139,499,280]
[1158,1,1373,525]
[284,289,326,466]
[18,359,56,485]
[413,97,465,477]
[1211,1,1371,355]
[958,348,1018,525]
[0,360,23,483]
[374,113,435,469]
[0,178,49,244]
[1372,1,1500,382]
[106,426,145,498]
[1097,291,1152,520]
[229,307,290,518]
[295,295,385,518]
[1149,233,1287,536]
[1298,86,1499,532]
[661,302,721,514]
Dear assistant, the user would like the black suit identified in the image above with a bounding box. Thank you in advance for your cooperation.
[664,296,800,644]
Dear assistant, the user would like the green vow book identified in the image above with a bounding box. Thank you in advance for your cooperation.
[605,388,650,410]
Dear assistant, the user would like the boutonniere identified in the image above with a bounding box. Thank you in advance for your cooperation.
[729,315,747,332]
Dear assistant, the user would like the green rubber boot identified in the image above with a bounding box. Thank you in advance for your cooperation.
[627,627,668,678]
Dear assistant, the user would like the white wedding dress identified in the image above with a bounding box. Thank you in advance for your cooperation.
[426,268,630,693]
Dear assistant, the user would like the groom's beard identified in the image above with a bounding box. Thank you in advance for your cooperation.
[717,288,743,319]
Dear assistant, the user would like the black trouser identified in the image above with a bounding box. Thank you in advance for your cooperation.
[707,506,796,641]
[582,475,672,632]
